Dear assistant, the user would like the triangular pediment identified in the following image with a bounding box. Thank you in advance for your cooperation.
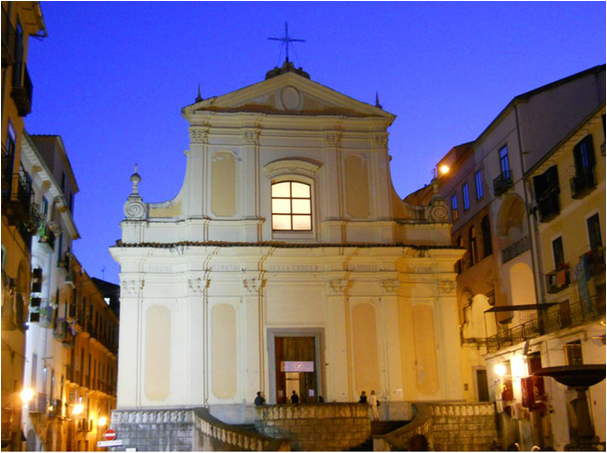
[183,71,395,120]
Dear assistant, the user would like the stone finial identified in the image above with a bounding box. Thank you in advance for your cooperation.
[195,84,203,103]
[124,163,147,220]
[130,164,141,194]
[375,91,382,109]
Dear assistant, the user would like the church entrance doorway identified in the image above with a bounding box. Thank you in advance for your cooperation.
[268,329,324,404]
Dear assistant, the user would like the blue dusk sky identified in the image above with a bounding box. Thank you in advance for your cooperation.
[25,1,605,284]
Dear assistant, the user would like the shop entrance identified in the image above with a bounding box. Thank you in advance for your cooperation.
[271,331,323,404]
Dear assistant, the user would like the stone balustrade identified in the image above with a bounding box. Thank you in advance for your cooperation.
[110,408,290,451]
[376,402,498,451]
[193,407,290,451]
[256,403,371,451]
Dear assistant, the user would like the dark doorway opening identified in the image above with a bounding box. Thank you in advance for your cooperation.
[476,368,489,401]
[274,336,319,404]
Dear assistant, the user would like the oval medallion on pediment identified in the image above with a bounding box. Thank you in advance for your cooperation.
[279,85,302,110]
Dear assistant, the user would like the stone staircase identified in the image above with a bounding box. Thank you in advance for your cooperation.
[256,403,371,451]
[350,421,409,451]
[375,402,498,451]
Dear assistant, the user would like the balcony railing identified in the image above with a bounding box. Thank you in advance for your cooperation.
[537,189,560,223]
[53,318,68,341]
[570,166,596,199]
[1,7,16,67]
[11,62,33,116]
[48,399,62,418]
[586,247,606,278]
[501,235,531,264]
[38,224,56,250]
[545,266,571,294]
[29,392,47,414]
[1,404,12,443]
[493,170,513,197]
[77,419,92,433]
[1,161,33,227]
[487,296,603,353]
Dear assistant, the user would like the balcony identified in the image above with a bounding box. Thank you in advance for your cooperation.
[65,268,76,288]
[570,167,596,199]
[493,170,513,197]
[53,318,68,341]
[53,318,75,348]
[545,266,571,294]
[48,399,62,418]
[57,252,71,275]
[501,235,531,264]
[1,7,15,67]
[11,62,33,116]
[28,392,47,414]
[1,404,12,444]
[38,224,56,250]
[486,296,603,353]
[1,159,33,227]
[537,189,560,223]
[585,248,606,307]
[581,247,606,277]
[77,419,93,433]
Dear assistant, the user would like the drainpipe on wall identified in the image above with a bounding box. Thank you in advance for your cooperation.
[514,105,546,320]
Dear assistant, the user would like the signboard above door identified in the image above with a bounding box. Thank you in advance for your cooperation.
[281,361,314,372]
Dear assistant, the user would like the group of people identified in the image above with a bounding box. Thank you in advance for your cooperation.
[254,390,324,406]
[254,389,382,421]
[358,390,380,421]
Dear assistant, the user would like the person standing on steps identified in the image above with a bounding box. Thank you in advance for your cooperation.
[358,391,368,404]
[254,391,265,407]
[369,390,379,421]
[290,390,300,405]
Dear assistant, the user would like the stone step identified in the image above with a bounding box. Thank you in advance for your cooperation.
[349,438,374,451]
[371,420,409,435]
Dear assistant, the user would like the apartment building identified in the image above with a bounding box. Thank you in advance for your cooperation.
[1,2,46,450]
[433,65,605,449]
[15,132,119,452]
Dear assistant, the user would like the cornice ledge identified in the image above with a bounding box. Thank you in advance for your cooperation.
[263,158,323,178]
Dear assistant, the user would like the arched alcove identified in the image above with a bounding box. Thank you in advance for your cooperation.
[463,294,495,338]
[459,288,474,324]
[509,262,537,308]
[496,194,527,246]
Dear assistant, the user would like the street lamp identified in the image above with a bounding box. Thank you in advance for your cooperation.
[494,363,507,377]
[72,402,84,416]
[98,416,107,427]
[20,387,34,404]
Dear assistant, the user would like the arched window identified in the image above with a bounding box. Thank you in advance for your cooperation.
[469,226,478,266]
[481,215,493,258]
[271,181,312,231]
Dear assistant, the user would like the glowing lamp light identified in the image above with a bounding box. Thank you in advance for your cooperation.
[98,416,108,427]
[439,165,450,175]
[20,387,34,404]
[72,403,84,416]
[511,353,527,378]
[494,363,507,377]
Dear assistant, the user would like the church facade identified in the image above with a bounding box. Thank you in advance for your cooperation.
[110,62,464,423]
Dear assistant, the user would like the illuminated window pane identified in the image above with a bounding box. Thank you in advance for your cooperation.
[292,215,311,230]
[271,181,312,231]
[272,215,292,230]
[272,199,291,214]
[272,182,291,198]
[291,182,310,198]
[292,199,311,214]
